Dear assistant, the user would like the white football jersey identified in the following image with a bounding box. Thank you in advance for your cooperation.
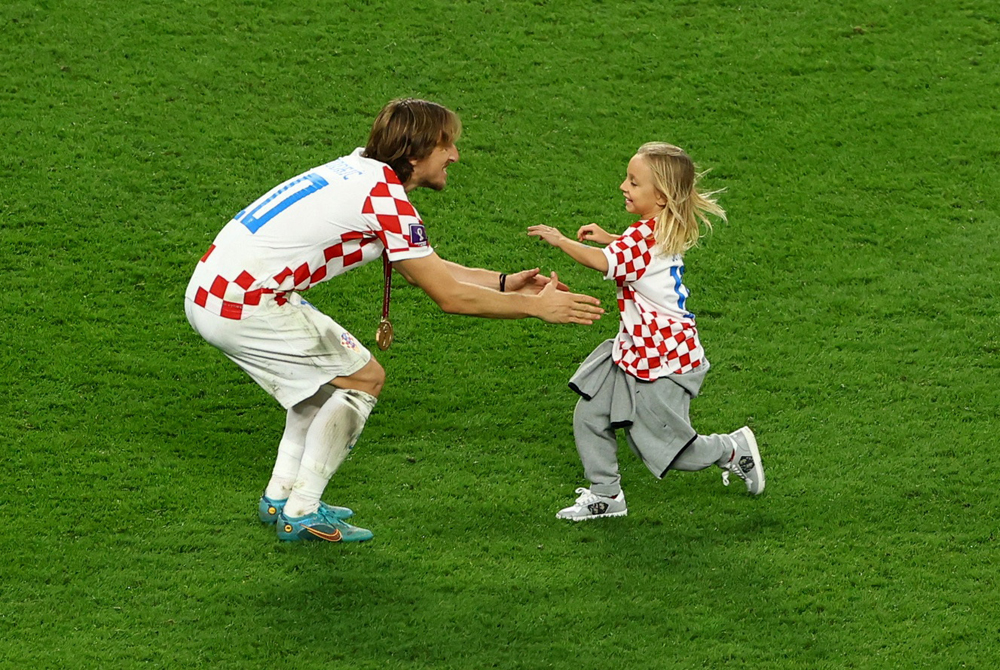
[185,149,433,320]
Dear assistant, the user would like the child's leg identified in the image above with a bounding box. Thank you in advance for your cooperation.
[668,429,766,494]
[671,433,733,471]
[572,390,622,497]
[621,366,764,491]
[626,376,702,477]
[626,373,730,474]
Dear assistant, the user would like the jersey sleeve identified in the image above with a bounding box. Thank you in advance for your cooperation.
[602,223,654,283]
[361,166,434,262]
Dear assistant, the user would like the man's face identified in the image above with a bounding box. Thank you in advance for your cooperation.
[406,142,460,192]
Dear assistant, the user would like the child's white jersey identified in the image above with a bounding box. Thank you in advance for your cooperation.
[185,149,434,320]
[601,218,706,380]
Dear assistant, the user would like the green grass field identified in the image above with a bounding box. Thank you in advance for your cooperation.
[3,0,999,667]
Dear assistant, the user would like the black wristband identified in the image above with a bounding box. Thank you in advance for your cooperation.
[499,273,507,292]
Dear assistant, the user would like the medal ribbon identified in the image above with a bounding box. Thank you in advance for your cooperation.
[376,252,394,350]
[381,252,392,322]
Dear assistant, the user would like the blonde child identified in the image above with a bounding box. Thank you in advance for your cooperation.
[528,142,764,521]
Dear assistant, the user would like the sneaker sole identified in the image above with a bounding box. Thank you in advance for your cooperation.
[277,521,373,543]
[736,426,765,495]
[556,510,628,522]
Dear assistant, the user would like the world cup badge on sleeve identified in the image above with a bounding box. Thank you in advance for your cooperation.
[408,224,428,246]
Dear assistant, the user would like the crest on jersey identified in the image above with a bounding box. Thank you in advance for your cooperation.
[409,223,428,246]
[340,333,360,352]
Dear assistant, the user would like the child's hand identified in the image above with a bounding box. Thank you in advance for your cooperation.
[577,223,615,245]
[527,225,568,247]
[576,223,615,244]
[529,223,610,273]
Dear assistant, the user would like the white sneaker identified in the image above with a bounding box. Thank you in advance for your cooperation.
[720,426,765,495]
[556,487,628,521]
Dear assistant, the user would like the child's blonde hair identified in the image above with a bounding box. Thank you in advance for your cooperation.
[636,142,727,256]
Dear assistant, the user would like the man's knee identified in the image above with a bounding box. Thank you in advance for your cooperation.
[333,357,385,397]
[366,359,386,397]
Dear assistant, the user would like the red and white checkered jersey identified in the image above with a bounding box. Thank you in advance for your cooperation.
[185,149,434,320]
[601,218,705,380]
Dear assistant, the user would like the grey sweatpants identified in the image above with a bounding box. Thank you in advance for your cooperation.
[568,340,733,497]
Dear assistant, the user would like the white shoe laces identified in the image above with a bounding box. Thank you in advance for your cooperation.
[573,487,602,505]
[720,436,747,487]
[721,465,747,487]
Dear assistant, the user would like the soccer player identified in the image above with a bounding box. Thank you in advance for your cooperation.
[184,98,604,542]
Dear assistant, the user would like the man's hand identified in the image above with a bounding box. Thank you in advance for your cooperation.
[576,223,615,245]
[505,268,569,295]
[534,272,603,325]
[397,253,602,323]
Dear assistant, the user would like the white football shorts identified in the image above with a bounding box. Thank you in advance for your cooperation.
[184,292,372,409]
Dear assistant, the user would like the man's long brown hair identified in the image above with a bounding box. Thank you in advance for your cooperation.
[362,98,462,183]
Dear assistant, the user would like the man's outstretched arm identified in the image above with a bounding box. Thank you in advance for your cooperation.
[395,252,603,325]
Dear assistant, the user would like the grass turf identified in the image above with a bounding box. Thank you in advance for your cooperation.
[2,0,999,667]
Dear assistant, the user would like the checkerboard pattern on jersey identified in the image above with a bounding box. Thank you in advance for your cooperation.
[608,227,654,284]
[614,286,704,379]
[192,166,422,320]
[362,166,425,253]
[614,313,704,378]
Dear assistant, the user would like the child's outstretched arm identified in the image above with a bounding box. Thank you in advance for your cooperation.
[527,225,610,273]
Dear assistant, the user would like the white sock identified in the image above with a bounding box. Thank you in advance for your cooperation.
[264,437,307,501]
[284,389,377,518]
[263,388,332,500]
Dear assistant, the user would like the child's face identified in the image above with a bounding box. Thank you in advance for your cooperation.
[620,155,666,219]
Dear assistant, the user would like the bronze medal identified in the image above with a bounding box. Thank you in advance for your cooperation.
[376,317,394,351]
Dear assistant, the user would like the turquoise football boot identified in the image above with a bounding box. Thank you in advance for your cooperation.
[276,507,373,543]
[258,494,353,524]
